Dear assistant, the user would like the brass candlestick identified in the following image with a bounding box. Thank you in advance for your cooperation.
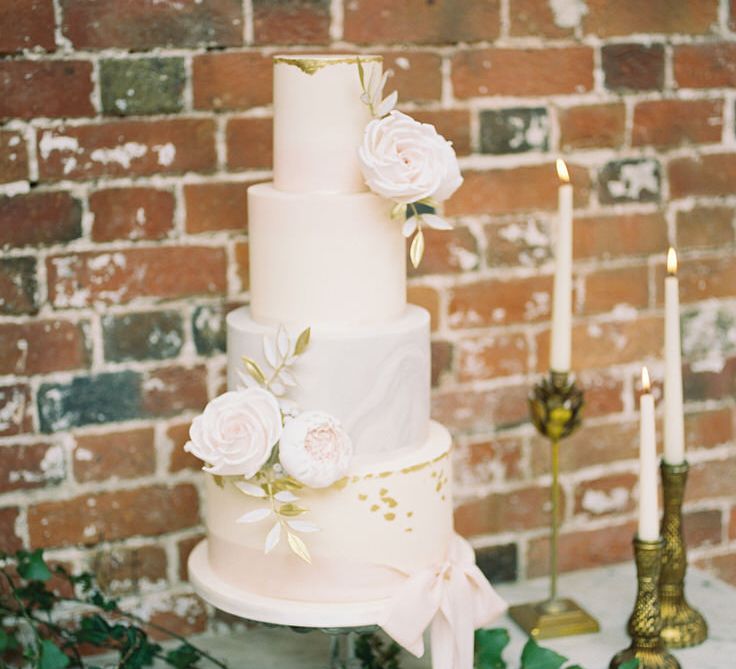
[610,538,680,668]
[509,371,599,639]
[659,461,708,647]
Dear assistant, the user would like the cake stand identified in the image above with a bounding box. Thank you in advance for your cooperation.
[188,540,388,668]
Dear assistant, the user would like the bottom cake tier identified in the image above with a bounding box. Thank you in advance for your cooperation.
[201,421,453,606]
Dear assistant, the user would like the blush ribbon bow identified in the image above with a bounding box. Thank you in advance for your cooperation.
[381,534,508,669]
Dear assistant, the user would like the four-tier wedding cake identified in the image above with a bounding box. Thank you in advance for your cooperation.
[187,54,506,668]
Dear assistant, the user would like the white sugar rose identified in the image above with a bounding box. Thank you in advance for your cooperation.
[358,110,463,204]
[185,388,282,477]
[279,411,353,489]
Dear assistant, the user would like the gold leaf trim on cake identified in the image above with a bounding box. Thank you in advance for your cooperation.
[274,55,382,75]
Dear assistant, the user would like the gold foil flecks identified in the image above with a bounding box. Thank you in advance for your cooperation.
[407,511,414,518]
[274,55,381,75]
[331,476,349,491]
[379,488,388,496]
[358,493,368,501]
[384,513,396,521]
[382,496,398,508]
[405,528,413,533]
[370,504,380,512]
[379,472,392,478]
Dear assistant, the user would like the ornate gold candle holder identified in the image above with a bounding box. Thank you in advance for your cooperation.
[509,371,599,639]
[610,538,680,669]
[659,461,708,648]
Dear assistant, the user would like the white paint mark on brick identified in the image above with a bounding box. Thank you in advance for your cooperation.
[90,142,148,169]
[606,162,659,201]
[582,487,629,515]
[0,180,31,196]
[38,132,79,159]
[448,242,478,271]
[153,142,176,166]
[524,291,550,320]
[549,0,588,28]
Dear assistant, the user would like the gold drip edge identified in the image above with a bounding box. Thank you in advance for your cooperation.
[273,55,382,75]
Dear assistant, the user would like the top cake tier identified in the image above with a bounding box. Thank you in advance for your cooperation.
[272,54,381,194]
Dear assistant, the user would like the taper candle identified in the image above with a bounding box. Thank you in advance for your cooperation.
[638,367,659,542]
[664,248,685,465]
[550,159,573,373]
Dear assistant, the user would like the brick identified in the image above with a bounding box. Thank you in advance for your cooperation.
[485,219,551,269]
[599,158,661,204]
[455,485,559,536]
[142,365,208,417]
[602,44,664,91]
[574,212,668,261]
[732,0,736,30]
[455,435,524,486]
[225,118,273,171]
[0,257,37,315]
[184,182,249,233]
[683,509,722,549]
[145,593,207,639]
[674,43,736,89]
[558,103,626,151]
[0,0,55,53]
[0,61,93,120]
[447,163,589,216]
[475,544,518,584]
[166,421,200,472]
[0,384,32,437]
[684,408,733,452]
[582,265,649,315]
[669,153,736,199]
[656,256,736,305]
[178,534,205,581]
[0,442,64,493]
[407,285,439,331]
[47,247,227,308]
[448,275,552,328]
[93,544,167,595]
[509,0,575,37]
[90,188,175,242]
[456,333,527,382]
[28,483,199,548]
[0,130,28,183]
[577,370,625,418]
[234,241,249,293]
[536,316,664,372]
[573,472,637,519]
[100,58,185,116]
[677,206,735,251]
[192,305,226,356]
[431,340,453,388]
[0,320,90,375]
[61,0,243,49]
[411,109,471,155]
[685,457,736,502]
[407,226,479,277]
[0,192,82,249]
[193,53,271,111]
[432,384,528,434]
[253,0,329,44]
[683,357,736,403]
[38,371,141,433]
[584,0,717,36]
[102,311,183,362]
[732,506,736,541]
[382,52,443,103]
[528,521,637,578]
[680,302,736,376]
[345,0,500,44]
[480,108,549,155]
[633,99,723,148]
[0,508,22,552]
[37,119,216,181]
[74,428,155,483]
[694,553,736,587]
[452,47,593,98]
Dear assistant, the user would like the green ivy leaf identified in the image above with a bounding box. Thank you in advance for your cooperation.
[618,660,640,669]
[165,644,202,669]
[18,549,52,582]
[520,639,567,669]
[0,628,19,653]
[474,628,509,668]
[39,640,70,669]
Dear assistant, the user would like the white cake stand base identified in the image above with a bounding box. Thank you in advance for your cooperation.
[188,540,390,667]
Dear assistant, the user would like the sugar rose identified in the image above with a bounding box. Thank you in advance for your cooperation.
[279,411,353,488]
[185,388,282,478]
[358,110,463,204]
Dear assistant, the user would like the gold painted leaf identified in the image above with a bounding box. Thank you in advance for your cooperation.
[242,356,266,385]
[357,57,365,89]
[391,202,407,221]
[278,503,307,517]
[294,327,311,355]
[287,531,312,564]
[212,474,224,488]
[271,477,303,493]
[410,228,425,269]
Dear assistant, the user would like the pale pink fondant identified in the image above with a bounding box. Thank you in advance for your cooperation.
[358,110,463,204]
[279,411,353,488]
[185,388,282,477]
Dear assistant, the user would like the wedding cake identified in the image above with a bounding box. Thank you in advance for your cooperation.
[187,54,505,668]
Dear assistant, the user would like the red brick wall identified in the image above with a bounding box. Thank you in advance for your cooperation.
[1,0,735,630]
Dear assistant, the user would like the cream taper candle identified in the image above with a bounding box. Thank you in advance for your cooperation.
[638,367,659,541]
[550,159,573,372]
[664,248,685,465]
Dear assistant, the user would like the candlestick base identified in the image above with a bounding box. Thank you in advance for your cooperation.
[609,644,681,669]
[508,598,599,640]
[659,589,707,649]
